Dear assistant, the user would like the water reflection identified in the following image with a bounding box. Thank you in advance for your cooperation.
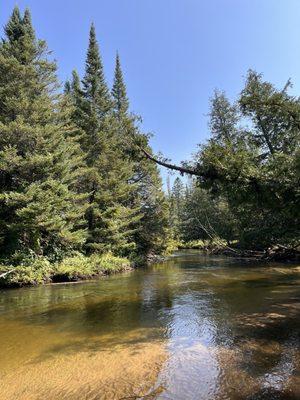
[0,251,299,399]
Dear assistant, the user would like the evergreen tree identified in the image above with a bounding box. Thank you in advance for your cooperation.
[82,24,111,119]
[209,90,239,143]
[68,26,144,255]
[0,7,87,261]
[0,7,171,263]
[169,177,185,239]
[133,161,170,255]
[110,54,170,255]
[197,71,300,249]
[22,8,35,39]
[4,6,24,43]
[112,53,129,116]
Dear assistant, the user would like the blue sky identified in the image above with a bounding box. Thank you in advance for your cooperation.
[2,1,300,184]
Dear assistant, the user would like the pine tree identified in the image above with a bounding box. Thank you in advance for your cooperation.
[109,54,170,255]
[112,53,129,116]
[67,26,144,255]
[22,8,35,39]
[133,159,170,255]
[169,177,184,239]
[86,127,142,255]
[82,24,111,118]
[0,7,87,261]
[4,6,24,42]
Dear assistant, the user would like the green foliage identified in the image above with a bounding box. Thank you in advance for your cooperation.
[167,71,299,251]
[168,177,185,239]
[82,24,111,117]
[91,253,130,272]
[0,257,52,286]
[0,7,167,270]
[0,7,87,260]
[0,253,130,287]
[67,26,169,257]
[112,53,129,115]
[187,71,299,250]
[133,162,171,255]
[168,178,237,245]
[0,6,169,280]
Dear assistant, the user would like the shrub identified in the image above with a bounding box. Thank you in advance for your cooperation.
[0,253,132,287]
[52,254,94,281]
[0,257,52,287]
[90,253,131,273]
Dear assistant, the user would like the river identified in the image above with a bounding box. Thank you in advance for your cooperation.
[0,251,299,399]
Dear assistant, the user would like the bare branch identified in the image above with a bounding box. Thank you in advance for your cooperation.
[0,270,14,279]
[281,78,291,93]
[140,147,200,176]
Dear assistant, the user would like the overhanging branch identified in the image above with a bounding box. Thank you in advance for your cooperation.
[140,147,200,176]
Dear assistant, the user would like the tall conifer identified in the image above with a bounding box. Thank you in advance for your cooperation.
[82,24,111,117]
[4,6,23,42]
[0,7,87,260]
[112,53,129,116]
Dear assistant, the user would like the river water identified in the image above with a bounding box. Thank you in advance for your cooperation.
[0,251,299,399]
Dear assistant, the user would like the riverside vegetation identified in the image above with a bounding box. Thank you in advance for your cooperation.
[165,79,300,260]
[0,7,170,286]
[0,7,299,287]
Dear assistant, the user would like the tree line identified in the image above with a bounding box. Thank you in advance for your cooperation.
[0,7,170,266]
[1,6,299,273]
[167,76,299,253]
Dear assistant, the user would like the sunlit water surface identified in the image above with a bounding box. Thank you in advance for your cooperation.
[0,251,299,399]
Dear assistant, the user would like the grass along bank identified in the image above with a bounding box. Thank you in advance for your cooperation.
[0,253,132,288]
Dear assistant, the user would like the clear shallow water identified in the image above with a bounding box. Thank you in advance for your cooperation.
[0,251,299,399]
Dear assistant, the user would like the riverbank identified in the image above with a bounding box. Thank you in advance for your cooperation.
[177,240,300,262]
[0,253,133,288]
[1,241,298,289]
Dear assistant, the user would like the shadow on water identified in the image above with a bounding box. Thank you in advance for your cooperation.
[245,388,299,400]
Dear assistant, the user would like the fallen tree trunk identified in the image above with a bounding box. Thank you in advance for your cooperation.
[264,245,300,262]
[139,146,285,193]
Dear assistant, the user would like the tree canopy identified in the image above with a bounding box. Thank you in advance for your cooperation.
[0,7,170,266]
[0,6,298,275]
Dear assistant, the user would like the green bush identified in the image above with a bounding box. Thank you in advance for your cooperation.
[53,254,94,281]
[178,239,227,250]
[0,253,131,287]
[163,238,180,255]
[90,253,131,273]
[52,253,130,281]
[0,257,52,287]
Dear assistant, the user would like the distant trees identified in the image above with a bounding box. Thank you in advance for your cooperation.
[168,177,237,245]
[199,71,299,249]
[166,72,300,250]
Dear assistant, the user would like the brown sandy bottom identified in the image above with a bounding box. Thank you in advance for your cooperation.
[0,260,299,400]
[145,342,300,400]
[0,336,167,400]
[0,328,299,400]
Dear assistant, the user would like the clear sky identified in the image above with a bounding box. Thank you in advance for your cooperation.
[2,1,300,184]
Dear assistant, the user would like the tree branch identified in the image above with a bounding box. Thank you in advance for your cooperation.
[256,115,275,155]
[0,270,14,279]
[140,147,200,176]
[281,78,291,93]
